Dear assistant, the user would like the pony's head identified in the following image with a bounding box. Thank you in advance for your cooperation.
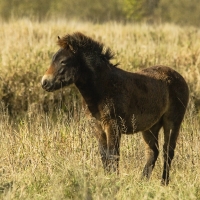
[41,34,81,92]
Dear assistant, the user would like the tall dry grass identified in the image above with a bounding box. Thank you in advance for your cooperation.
[0,19,200,199]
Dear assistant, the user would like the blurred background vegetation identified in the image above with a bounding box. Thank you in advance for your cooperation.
[0,0,200,26]
[0,0,200,117]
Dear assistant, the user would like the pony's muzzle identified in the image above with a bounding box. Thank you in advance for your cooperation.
[41,74,54,91]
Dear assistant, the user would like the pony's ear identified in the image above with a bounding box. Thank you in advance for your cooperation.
[57,34,78,53]
[58,36,61,40]
[69,44,76,54]
[66,35,78,53]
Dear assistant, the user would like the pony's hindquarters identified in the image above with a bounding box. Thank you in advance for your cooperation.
[140,66,189,185]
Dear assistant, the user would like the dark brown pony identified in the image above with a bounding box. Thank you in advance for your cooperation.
[41,32,189,185]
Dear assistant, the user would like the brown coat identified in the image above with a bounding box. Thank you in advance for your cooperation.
[42,32,189,185]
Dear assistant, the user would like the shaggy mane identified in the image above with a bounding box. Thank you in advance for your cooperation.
[57,32,118,67]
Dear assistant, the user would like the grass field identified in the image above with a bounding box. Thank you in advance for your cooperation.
[0,19,200,199]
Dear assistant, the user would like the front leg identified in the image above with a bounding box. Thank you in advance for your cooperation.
[103,119,121,174]
[89,117,109,172]
[89,116,121,174]
[96,130,108,171]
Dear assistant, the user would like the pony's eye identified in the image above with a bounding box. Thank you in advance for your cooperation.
[60,60,68,65]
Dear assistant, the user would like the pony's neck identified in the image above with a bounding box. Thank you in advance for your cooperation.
[75,70,101,118]
[75,55,114,118]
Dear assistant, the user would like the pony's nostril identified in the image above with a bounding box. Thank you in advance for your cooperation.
[43,79,48,86]
[42,79,50,89]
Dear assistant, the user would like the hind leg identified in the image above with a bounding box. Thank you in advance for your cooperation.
[162,114,183,185]
[142,121,162,179]
[162,123,180,185]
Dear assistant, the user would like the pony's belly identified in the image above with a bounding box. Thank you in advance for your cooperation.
[125,113,163,134]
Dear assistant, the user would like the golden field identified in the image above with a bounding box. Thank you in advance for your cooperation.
[0,19,200,199]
